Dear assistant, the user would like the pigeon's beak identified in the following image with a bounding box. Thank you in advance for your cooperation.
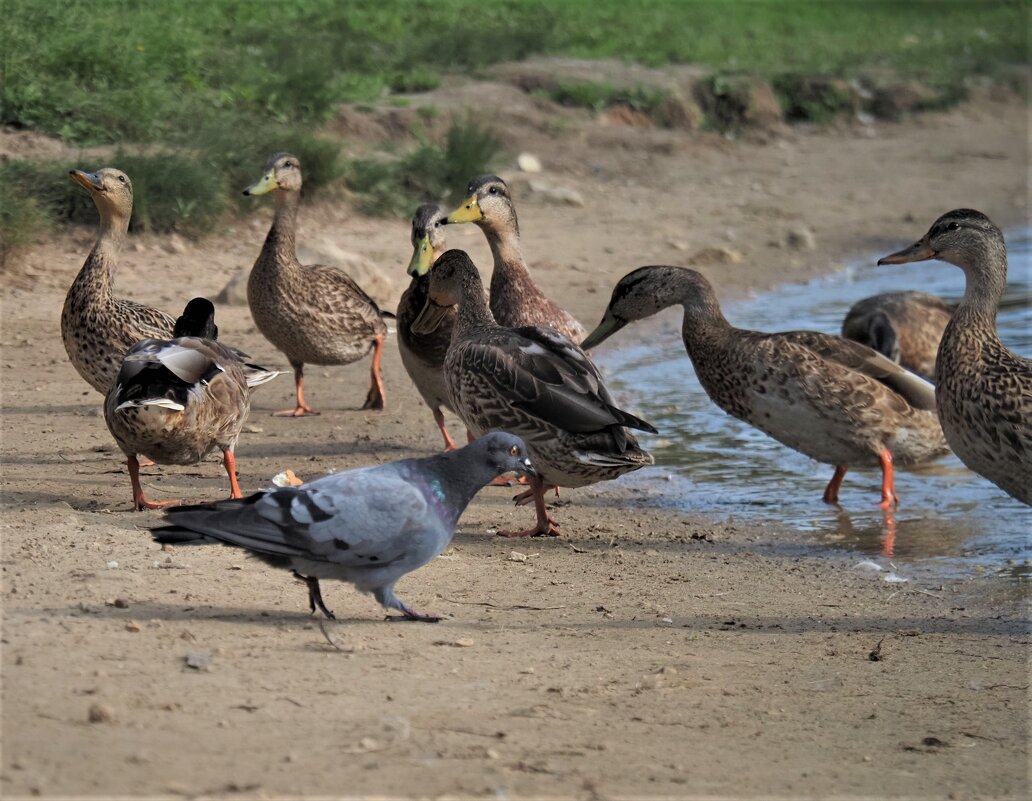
[518,457,536,477]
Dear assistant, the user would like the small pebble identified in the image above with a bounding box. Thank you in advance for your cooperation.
[88,703,115,724]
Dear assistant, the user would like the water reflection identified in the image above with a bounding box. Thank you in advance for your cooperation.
[598,230,1032,579]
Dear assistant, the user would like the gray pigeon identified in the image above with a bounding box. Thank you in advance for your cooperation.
[152,432,534,621]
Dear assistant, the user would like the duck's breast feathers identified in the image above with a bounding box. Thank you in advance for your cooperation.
[772,330,937,412]
[458,325,656,435]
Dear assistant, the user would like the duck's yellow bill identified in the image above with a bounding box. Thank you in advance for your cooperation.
[446,194,482,224]
[407,235,434,277]
[243,172,278,197]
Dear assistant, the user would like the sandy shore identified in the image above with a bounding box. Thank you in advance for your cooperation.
[2,93,1029,798]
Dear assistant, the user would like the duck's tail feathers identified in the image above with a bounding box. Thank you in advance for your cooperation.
[115,398,186,412]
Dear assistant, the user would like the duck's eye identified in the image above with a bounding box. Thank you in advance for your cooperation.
[118,175,127,184]
[488,186,498,195]
[946,222,960,231]
[509,445,519,456]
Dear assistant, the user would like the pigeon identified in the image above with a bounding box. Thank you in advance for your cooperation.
[152,432,535,621]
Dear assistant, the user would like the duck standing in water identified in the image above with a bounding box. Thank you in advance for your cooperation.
[582,266,949,507]
[841,291,951,381]
[879,209,1030,505]
[244,153,390,416]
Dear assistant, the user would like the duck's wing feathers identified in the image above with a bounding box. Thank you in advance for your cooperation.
[775,330,937,412]
[157,466,430,569]
[304,263,385,318]
[463,326,656,434]
[113,298,177,341]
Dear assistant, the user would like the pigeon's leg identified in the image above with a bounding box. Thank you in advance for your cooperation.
[128,454,181,511]
[499,475,560,537]
[822,465,848,504]
[433,408,459,452]
[292,570,335,619]
[876,449,899,509]
[274,362,320,417]
[222,449,243,500]
[361,334,386,411]
[376,585,440,623]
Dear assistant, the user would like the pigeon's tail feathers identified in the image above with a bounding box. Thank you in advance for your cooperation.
[155,492,311,560]
[151,525,218,546]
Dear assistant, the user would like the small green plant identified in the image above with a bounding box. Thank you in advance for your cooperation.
[546,81,669,117]
[0,193,51,269]
[347,117,502,217]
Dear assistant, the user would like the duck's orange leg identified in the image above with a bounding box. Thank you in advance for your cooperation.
[128,454,181,511]
[361,334,386,411]
[823,465,848,504]
[880,506,898,558]
[499,476,561,537]
[877,449,899,509]
[433,408,459,452]
[223,449,243,500]
[273,363,320,417]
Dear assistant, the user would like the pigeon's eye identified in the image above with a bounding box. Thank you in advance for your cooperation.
[509,445,519,456]
[946,222,960,231]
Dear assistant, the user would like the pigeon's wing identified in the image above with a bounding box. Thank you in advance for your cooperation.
[159,465,430,568]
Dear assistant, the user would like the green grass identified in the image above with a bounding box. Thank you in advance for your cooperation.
[2,1,1025,146]
[347,118,502,216]
[0,0,1024,238]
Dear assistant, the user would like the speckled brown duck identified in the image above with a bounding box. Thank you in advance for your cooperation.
[581,266,949,508]
[445,174,586,342]
[105,298,279,510]
[396,203,462,449]
[244,153,389,416]
[842,291,952,381]
[879,209,1030,505]
[411,250,654,537]
[62,168,175,394]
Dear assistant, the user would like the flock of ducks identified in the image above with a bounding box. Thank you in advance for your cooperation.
[61,155,1030,559]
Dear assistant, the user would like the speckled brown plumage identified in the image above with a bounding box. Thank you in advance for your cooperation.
[245,153,388,415]
[396,204,461,448]
[61,168,175,394]
[879,209,1031,505]
[105,298,279,510]
[445,175,586,342]
[411,250,654,536]
[582,266,949,506]
[842,291,952,380]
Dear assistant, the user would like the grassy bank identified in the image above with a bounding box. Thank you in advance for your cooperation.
[0,0,1025,261]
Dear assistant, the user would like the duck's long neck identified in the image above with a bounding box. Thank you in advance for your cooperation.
[73,211,130,301]
[953,244,1008,330]
[676,284,735,357]
[483,221,536,297]
[258,190,300,270]
[456,270,496,335]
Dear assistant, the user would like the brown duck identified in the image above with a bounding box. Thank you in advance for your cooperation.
[412,250,654,537]
[62,168,175,394]
[842,291,951,381]
[105,298,279,510]
[581,266,949,507]
[445,174,586,342]
[244,153,389,416]
[879,209,1030,505]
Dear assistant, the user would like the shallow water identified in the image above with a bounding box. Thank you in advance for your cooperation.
[597,229,1032,580]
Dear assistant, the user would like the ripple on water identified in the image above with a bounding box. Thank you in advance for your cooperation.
[597,229,1032,581]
